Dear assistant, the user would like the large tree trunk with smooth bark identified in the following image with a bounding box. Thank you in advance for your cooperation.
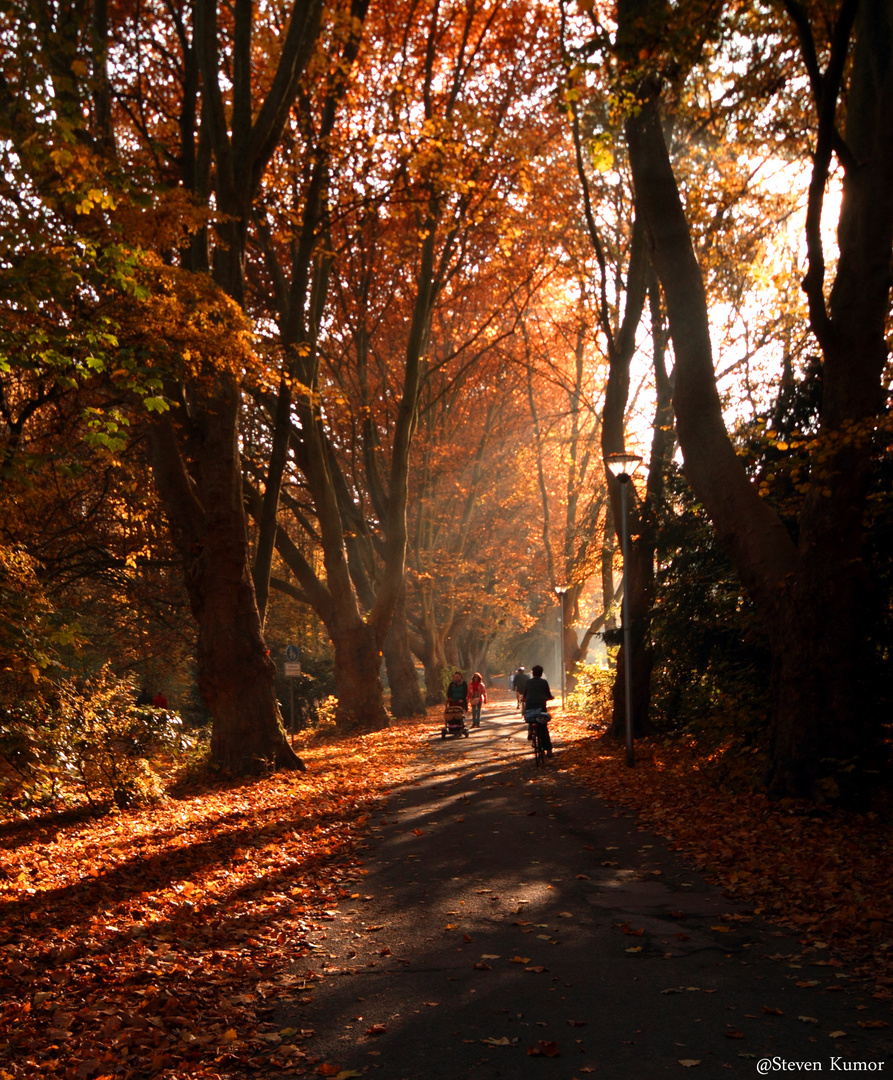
[330,617,390,731]
[384,584,427,717]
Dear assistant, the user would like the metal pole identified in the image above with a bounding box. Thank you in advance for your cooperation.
[620,476,634,767]
[558,597,565,707]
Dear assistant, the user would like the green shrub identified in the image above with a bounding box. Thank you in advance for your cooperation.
[567,662,613,722]
[0,666,187,815]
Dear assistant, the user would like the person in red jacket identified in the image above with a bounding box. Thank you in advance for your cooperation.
[468,673,487,727]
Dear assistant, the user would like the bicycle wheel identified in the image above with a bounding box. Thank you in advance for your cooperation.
[533,723,546,767]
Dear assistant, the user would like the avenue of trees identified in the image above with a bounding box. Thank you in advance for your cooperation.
[1,0,891,805]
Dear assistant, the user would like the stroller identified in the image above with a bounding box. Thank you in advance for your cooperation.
[441,703,470,739]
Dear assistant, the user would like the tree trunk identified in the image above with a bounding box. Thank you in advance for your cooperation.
[767,449,876,803]
[149,377,302,772]
[420,617,448,705]
[331,616,390,732]
[384,584,426,717]
[608,539,654,739]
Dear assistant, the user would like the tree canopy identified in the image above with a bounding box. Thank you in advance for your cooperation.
[1,0,891,802]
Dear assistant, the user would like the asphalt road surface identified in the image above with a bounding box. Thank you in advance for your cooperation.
[276,701,893,1078]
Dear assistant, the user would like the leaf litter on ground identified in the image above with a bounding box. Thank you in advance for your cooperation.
[4,702,893,1079]
[0,715,436,1079]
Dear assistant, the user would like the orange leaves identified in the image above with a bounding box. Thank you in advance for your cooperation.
[0,716,431,1080]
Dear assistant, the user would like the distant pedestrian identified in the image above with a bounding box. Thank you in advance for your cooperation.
[152,690,168,708]
[468,673,487,727]
[511,666,529,710]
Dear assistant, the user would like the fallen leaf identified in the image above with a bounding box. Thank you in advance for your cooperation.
[828,1031,847,1038]
[525,966,549,973]
[725,1028,745,1039]
[679,1060,701,1068]
[625,946,643,953]
[481,1036,513,1046]
[859,1020,889,1029]
[511,956,532,964]
[527,1040,560,1057]
[365,1024,387,1036]
[798,1016,819,1024]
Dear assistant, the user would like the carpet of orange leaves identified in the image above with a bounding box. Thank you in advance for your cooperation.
[2,707,892,1080]
[554,711,893,1004]
[0,718,434,1080]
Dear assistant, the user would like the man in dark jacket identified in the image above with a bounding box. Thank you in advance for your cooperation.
[511,666,529,710]
[522,664,553,755]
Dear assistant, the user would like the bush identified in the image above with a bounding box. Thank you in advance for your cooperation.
[649,466,771,747]
[567,662,613,722]
[0,666,187,815]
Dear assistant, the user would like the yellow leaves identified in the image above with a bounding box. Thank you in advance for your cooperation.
[75,188,118,216]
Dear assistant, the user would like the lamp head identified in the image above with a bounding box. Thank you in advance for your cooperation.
[605,451,643,481]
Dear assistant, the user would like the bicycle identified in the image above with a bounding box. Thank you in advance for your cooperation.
[524,708,550,767]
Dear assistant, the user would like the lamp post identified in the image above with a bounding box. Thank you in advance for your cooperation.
[605,452,642,767]
[554,584,568,706]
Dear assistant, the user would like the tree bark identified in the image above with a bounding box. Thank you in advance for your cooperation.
[148,378,302,771]
[330,616,390,732]
[618,0,893,800]
[384,583,427,717]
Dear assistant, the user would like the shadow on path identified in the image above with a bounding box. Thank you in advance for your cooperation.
[276,706,893,1078]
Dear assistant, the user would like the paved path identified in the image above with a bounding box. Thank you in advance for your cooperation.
[278,704,893,1078]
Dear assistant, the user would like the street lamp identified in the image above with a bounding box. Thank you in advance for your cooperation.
[605,452,643,767]
[554,584,568,706]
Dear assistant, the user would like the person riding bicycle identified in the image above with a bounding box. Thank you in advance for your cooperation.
[512,666,529,710]
[522,664,553,755]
